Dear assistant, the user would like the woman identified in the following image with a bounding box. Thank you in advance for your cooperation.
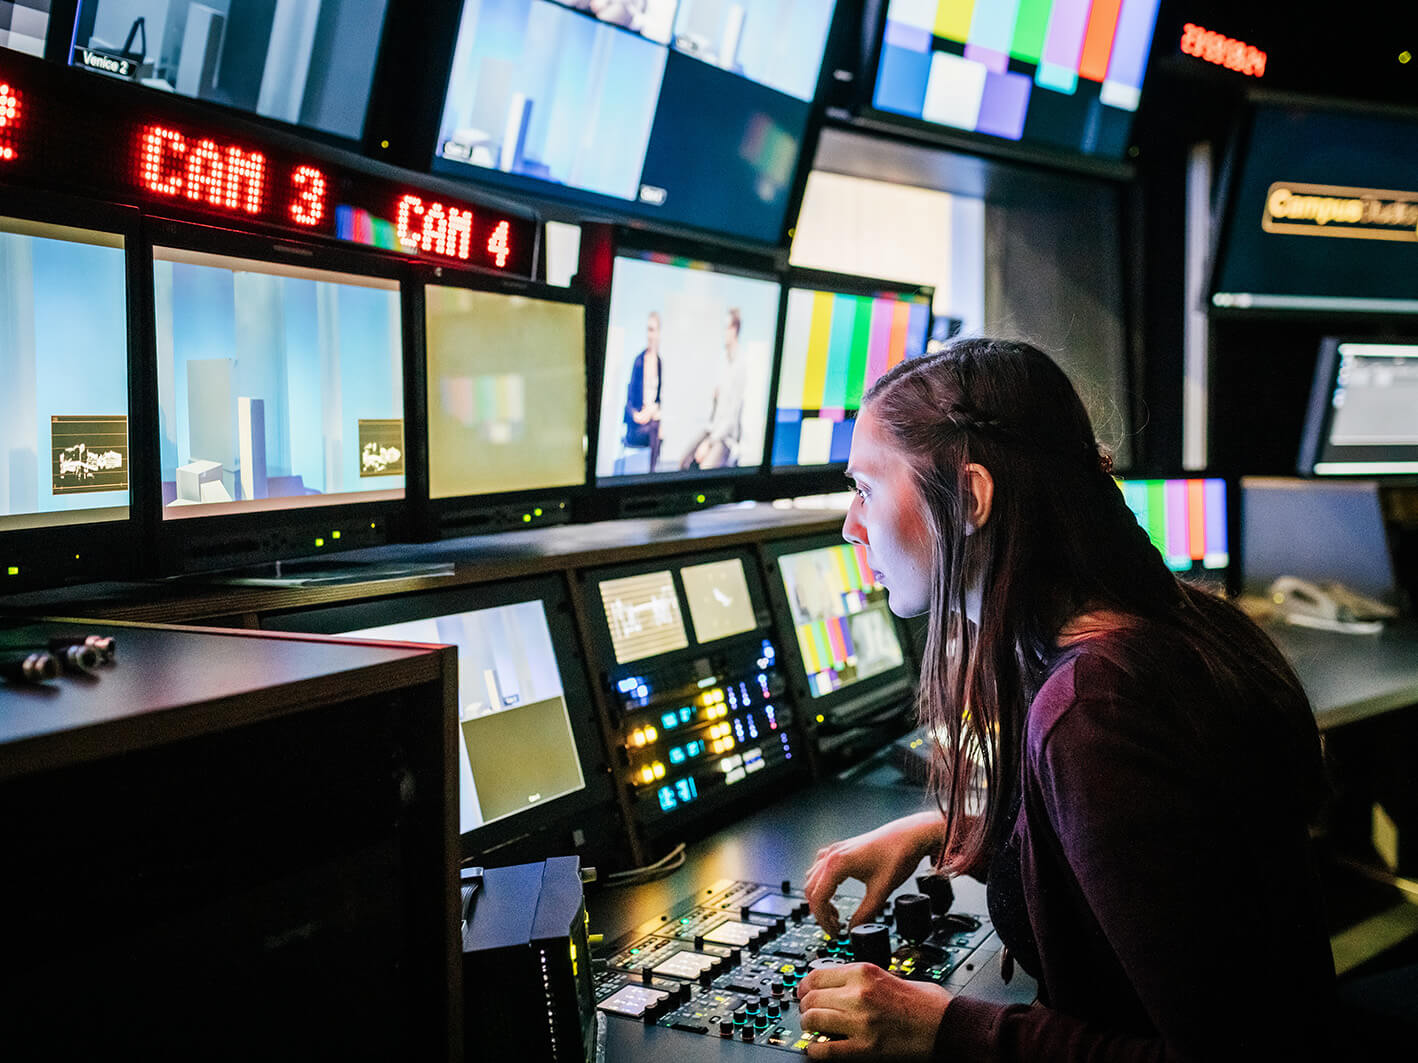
[796,339,1335,1061]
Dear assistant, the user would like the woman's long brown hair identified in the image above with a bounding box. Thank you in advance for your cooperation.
[864,339,1324,875]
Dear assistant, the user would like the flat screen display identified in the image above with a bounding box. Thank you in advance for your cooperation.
[1,0,48,55]
[598,569,689,664]
[153,247,404,520]
[776,542,905,697]
[772,284,930,468]
[425,284,586,499]
[70,0,389,140]
[339,599,587,833]
[1,216,130,534]
[431,0,836,244]
[594,252,780,481]
[680,556,756,643]
[871,0,1161,160]
[1117,477,1228,579]
[1303,341,1418,475]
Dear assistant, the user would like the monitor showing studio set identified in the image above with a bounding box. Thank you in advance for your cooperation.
[147,222,408,574]
[419,270,588,536]
[429,0,839,244]
[1299,338,1418,476]
[593,247,782,489]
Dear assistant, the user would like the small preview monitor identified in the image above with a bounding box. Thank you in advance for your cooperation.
[598,569,691,665]
[1,1,48,56]
[262,577,615,861]
[772,275,932,469]
[773,539,906,698]
[69,1,390,140]
[1116,476,1229,585]
[1,213,131,537]
[153,245,404,523]
[680,557,757,644]
[1300,339,1418,476]
[593,250,781,482]
[423,279,587,503]
[869,0,1161,161]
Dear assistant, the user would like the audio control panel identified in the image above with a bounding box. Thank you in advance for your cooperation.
[593,877,1001,1055]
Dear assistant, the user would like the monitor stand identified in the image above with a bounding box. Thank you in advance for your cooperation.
[213,558,455,588]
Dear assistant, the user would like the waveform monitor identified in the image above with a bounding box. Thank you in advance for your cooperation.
[1116,476,1229,586]
[422,274,586,534]
[1299,339,1418,476]
[262,576,618,865]
[582,551,802,844]
[772,273,932,469]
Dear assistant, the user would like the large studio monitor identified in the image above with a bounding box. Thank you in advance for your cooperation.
[1299,338,1418,477]
[1115,474,1232,592]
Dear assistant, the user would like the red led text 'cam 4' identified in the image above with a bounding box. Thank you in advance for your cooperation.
[1180,23,1266,77]
[0,83,19,162]
[139,125,267,213]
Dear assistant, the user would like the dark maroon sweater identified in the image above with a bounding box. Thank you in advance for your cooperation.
[933,636,1336,1061]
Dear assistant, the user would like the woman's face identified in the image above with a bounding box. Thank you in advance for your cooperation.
[843,406,934,618]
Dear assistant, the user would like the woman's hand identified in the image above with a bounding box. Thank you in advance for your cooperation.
[803,811,944,936]
[797,962,951,1060]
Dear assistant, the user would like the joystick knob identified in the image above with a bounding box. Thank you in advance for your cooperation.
[915,872,955,915]
[848,923,893,969]
[893,893,933,943]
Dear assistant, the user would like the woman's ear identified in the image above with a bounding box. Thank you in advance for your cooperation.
[963,463,994,534]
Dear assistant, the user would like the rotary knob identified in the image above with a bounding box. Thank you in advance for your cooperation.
[893,893,933,943]
[848,923,893,969]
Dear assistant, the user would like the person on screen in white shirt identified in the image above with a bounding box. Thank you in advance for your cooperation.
[681,308,746,470]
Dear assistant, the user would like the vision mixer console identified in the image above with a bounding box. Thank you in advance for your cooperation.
[593,878,1006,1057]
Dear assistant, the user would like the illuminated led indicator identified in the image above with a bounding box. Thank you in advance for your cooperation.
[138,125,267,213]
[331,530,341,539]
[6,566,17,576]
[314,537,325,547]
[290,165,327,226]
[396,194,474,260]
[0,83,18,162]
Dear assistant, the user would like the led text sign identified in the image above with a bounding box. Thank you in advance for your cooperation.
[1180,23,1266,77]
[0,55,535,276]
[1263,182,1418,243]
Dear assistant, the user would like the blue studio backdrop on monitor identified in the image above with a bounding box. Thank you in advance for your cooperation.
[431,0,838,244]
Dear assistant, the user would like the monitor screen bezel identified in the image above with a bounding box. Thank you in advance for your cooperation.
[759,529,916,728]
[139,215,414,576]
[1298,336,1418,480]
[258,572,618,864]
[409,263,592,539]
[0,186,145,592]
[767,266,934,482]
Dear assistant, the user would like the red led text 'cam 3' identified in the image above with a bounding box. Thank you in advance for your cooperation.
[139,125,267,213]
[0,83,18,162]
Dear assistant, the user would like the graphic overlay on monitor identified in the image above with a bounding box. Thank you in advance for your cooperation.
[340,600,586,833]
[595,252,780,480]
[432,0,836,243]
[69,0,389,140]
[1,0,47,56]
[1306,342,1418,475]
[872,0,1161,159]
[680,557,756,644]
[599,569,690,664]
[777,542,905,697]
[152,247,404,520]
[773,285,930,467]
[425,285,586,498]
[1118,477,1228,579]
[1,216,130,533]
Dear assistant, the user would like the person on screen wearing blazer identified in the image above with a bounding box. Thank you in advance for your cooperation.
[624,311,663,471]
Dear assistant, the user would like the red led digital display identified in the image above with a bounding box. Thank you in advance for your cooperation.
[1180,23,1266,77]
[0,83,18,162]
[138,125,268,213]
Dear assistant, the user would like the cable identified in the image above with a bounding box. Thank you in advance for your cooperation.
[602,842,689,887]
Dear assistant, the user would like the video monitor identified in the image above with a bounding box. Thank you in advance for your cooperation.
[1116,476,1229,585]
[1,214,131,541]
[1299,339,1418,476]
[770,538,907,699]
[772,274,932,469]
[69,0,389,140]
[593,250,781,483]
[261,577,615,860]
[424,278,587,505]
[680,557,757,644]
[869,0,1161,161]
[1,1,48,56]
[152,245,404,526]
[598,569,690,664]
[430,0,837,244]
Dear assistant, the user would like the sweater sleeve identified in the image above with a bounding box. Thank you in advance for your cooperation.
[933,668,1332,1062]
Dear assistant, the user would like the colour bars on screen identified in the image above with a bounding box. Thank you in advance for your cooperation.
[873,0,1161,158]
[1118,478,1228,575]
[773,286,930,467]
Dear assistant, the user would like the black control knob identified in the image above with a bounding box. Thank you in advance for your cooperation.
[893,893,933,943]
[849,923,893,969]
[719,1019,733,1038]
[781,879,792,894]
[694,934,705,949]
[640,966,654,984]
[740,1026,755,1041]
[770,977,784,996]
[730,947,742,965]
[699,968,714,987]
[915,872,956,915]
[733,1007,747,1024]
[767,1000,781,1018]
